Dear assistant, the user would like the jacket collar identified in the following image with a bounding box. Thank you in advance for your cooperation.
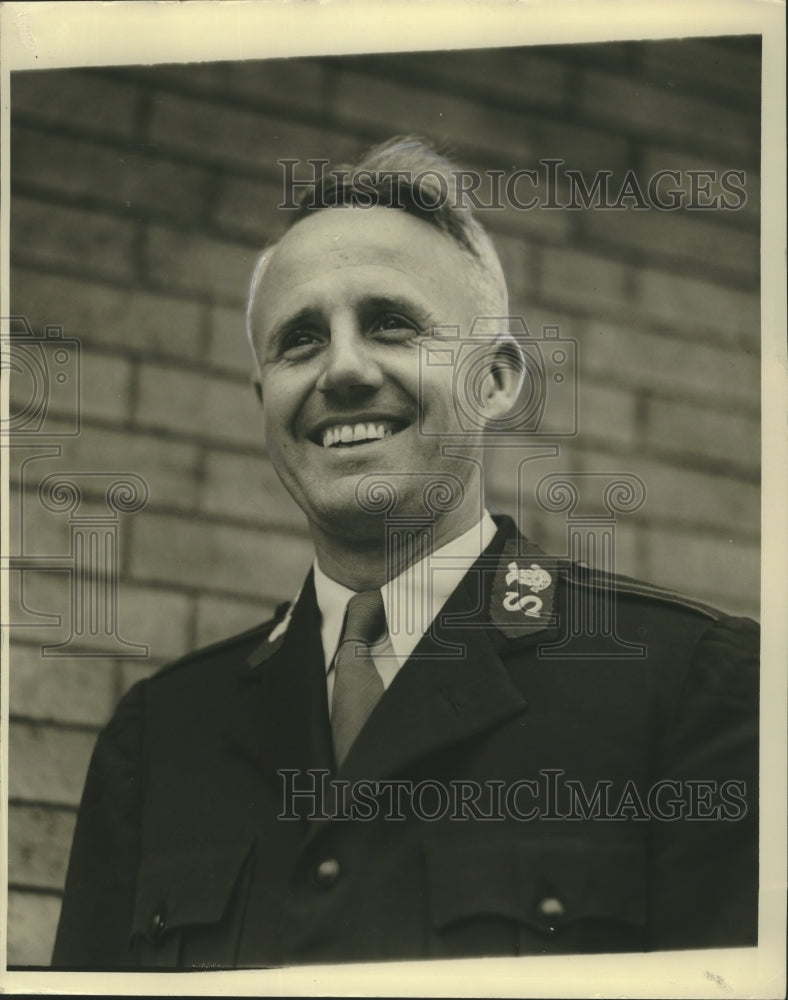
[247,515,558,667]
[225,515,561,792]
[337,515,560,782]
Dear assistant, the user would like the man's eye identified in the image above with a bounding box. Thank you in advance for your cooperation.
[281,329,325,356]
[369,314,420,338]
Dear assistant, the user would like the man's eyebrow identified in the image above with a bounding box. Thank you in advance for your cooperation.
[272,307,319,333]
[359,295,433,325]
[263,307,322,349]
[269,295,434,337]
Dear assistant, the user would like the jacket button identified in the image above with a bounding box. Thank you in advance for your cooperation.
[150,907,166,941]
[313,858,341,887]
[537,896,565,931]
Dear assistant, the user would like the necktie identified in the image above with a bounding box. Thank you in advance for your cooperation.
[331,589,386,767]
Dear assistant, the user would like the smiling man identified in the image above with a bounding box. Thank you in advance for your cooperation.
[246,185,516,588]
[52,137,759,969]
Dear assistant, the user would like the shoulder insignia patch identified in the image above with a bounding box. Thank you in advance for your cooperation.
[490,537,559,638]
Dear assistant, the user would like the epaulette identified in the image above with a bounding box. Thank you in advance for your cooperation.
[151,600,293,682]
[247,590,301,669]
[563,562,725,622]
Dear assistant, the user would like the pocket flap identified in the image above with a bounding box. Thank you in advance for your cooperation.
[132,839,253,943]
[425,835,645,934]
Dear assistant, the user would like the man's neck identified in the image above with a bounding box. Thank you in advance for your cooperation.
[312,507,491,591]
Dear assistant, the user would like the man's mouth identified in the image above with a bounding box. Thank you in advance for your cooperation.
[316,420,407,448]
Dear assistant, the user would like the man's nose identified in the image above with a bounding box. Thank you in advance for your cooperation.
[316,326,384,395]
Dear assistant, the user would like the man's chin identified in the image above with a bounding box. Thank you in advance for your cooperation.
[302,485,433,539]
[293,464,480,535]
[308,498,388,544]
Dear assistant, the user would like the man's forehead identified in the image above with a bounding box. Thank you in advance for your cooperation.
[251,206,482,332]
[264,207,470,284]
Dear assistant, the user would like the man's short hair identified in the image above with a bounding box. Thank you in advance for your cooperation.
[247,135,509,351]
[292,135,500,271]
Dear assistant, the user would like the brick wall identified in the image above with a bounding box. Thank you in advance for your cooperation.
[7,37,760,965]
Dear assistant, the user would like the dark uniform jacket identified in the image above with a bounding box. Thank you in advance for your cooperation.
[52,516,759,969]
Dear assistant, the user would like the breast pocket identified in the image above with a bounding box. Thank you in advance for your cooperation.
[424,834,646,957]
[131,839,254,968]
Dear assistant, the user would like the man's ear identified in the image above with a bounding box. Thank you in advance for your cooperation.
[252,372,263,405]
[479,335,525,421]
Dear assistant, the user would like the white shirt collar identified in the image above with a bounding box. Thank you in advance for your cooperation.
[313,512,497,671]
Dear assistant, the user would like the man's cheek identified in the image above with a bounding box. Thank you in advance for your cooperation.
[419,371,454,414]
[263,418,289,460]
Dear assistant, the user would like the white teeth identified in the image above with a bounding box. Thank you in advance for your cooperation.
[320,421,399,447]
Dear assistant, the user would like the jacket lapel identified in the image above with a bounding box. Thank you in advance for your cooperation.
[223,571,335,799]
[338,516,560,784]
[338,604,527,786]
